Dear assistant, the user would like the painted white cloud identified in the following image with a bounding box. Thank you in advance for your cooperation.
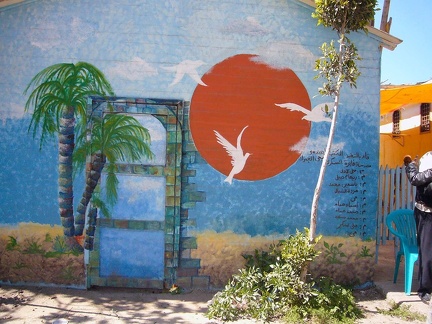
[148,129,165,142]
[133,114,165,141]
[290,136,309,154]
[71,17,95,44]
[28,17,94,51]
[290,135,345,154]
[107,57,158,81]
[254,41,316,71]
[0,103,25,125]
[123,177,165,204]
[221,16,268,36]
[28,22,62,51]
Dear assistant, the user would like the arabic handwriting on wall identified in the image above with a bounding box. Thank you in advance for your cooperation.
[302,150,372,238]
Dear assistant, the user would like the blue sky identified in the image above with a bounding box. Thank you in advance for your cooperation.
[375,0,432,85]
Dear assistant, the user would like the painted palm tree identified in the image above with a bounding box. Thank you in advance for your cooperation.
[24,62,114,241]
[73,113,154,236]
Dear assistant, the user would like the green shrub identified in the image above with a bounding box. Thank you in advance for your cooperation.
[242,248,277,273]
[22,237,45,254]
[323,241,346,264]
[206,229,362,323]
[52,235,68,253]
[308,277,362,323]
[6,236,19,251]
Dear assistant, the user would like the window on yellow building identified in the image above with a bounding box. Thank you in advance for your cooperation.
[392,110,400,135]
[420,103,430,133]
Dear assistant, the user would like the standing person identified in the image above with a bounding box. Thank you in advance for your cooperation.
[404,155,432,303]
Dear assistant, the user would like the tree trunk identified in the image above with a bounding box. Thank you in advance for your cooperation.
[309,97,340,242]
[309,33,346,244]
[58,106,75,237]
[74,152,106,236]
[84,207,98,250]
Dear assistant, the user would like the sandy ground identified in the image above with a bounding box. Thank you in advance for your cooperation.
[0,284,425,324]
[0,242,429,323]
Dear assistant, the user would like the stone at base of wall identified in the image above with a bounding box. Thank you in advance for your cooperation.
[176,275,210,289]
[177,267,199,277]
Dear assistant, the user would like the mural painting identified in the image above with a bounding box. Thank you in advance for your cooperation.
[85,98,184,289]
[0,224,84,286]
[185,53,377,286]
[190,54,316,182]
[0,0,391,289]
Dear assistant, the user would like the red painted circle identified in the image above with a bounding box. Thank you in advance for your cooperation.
[190,54,311,181]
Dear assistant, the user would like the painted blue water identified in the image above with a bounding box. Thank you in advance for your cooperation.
[99,228,165,279]
[0,117,84,226]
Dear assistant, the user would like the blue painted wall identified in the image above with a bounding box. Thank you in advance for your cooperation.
[0,0,382,286]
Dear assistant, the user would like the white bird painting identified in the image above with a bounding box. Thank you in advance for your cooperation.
[162,60,207,87]
[214,126,251,184]
[275,102,334,122]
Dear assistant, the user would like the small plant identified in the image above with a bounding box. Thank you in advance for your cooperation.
[207,229,362,323]
[377,301,426,322]
[6,236,20,251]
[169,284,182,295]
[44,251,62,258]
[12,261,27,270]
[60,266,75,281]
[307,277,362,323]
[22,237,45,254]
[242,243,280,273]
[323,241,346,264]
[69,244,84,256]
[44,235,68,257]
[52,235,68,254]
[46,235,83,256]
[44,233,53,242]
[358,245,374,258]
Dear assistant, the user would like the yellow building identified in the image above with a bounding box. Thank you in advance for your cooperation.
[380,81,432,168]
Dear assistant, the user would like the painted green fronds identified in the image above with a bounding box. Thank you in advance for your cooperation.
[73,113,154,235]
[93,114,153,162]
[74,114,154,172]
[24,62,114,147]
[24,61,114,239]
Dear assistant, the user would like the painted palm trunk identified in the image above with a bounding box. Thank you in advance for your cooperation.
[75,153,106,235]
[58,106,76,236]
[24,62,114,240]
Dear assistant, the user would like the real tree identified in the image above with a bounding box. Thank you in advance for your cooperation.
[310,0,378,242]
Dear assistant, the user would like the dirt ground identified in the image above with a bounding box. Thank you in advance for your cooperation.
[0,284,425,324]
[0,242,429,323]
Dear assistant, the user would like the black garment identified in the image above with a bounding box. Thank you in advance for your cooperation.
[405,162,432,294]
[414,208,432,294]
[406,162,432,206]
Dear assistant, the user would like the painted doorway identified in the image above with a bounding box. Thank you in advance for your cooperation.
[86,97,183,289]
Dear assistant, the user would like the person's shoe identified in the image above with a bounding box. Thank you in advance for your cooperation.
[418,292,431,303]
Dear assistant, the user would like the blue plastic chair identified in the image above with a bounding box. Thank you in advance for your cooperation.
[385,209,418,295]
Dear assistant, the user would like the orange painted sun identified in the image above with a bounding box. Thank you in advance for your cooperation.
[190,54,311,181]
